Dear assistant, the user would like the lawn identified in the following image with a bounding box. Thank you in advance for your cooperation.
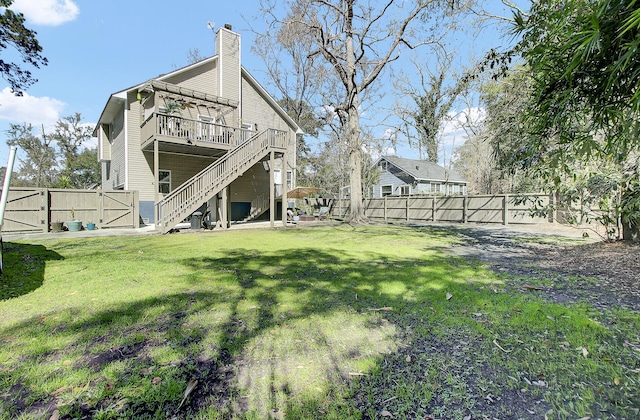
[0,225,638,419]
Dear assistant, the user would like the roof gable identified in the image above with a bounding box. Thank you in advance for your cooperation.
[377,156,467,183]
[95,56,302,135]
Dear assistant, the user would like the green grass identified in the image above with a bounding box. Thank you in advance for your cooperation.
[0,225,638,419]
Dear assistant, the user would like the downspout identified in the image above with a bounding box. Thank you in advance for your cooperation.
[124,104,129,190]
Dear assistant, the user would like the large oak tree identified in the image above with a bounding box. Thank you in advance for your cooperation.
[260,0,469,221]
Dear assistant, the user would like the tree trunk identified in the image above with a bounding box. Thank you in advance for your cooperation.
[622,221,639,242]
[344,4,365,223]
[347,103,364,222]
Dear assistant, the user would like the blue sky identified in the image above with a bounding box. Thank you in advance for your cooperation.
[0,0,522,167]
[0,0,272,164]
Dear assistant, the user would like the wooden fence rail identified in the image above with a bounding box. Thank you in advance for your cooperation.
[0,188,139,234]
[332,194,560,225]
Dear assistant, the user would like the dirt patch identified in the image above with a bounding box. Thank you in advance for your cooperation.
[444,223,640,311]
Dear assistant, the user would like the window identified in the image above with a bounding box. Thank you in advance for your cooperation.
[159,170,171,194]
[378,160,388,171]
[381,185,393,197]
[400,185,411,195]
[274,169,282,197]
[286,170,293,190]
[430,183,440,194]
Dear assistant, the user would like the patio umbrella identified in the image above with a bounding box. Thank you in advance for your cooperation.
[286,187,321,199]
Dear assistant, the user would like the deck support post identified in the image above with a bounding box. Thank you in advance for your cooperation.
[154,139,159,225]
[220,187,230,229]
[269,151,275,228]
[282,151,288,227]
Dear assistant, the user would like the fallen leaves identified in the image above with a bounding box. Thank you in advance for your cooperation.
[368,307,393,312]
[493,339,511,353]
[348,372,369,376]
[577,346,589,358]
[446,292,453,300]
[532,379,547,387]
[177,379,198,410]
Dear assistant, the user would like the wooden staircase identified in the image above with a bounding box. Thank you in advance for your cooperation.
[156,129,288,233]
[241,194,270,222]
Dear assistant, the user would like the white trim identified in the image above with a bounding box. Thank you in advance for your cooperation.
[238,32,242,118]
[158,169,171,194]
[124,105,129,190]
[218,30,223,107]
[381,184,393,197]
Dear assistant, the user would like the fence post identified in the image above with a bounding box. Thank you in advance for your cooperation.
[432,196,438,222]
[384,196,387,222]
[463,195,468,223]
[548,192,556,223]
[42,189,49,233]
[406,196,410,222]
[96,190,103,229]
[133,191,140,228]
[503,194,509,225]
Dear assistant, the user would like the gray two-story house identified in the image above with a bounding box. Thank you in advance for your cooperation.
[93,25,301,232]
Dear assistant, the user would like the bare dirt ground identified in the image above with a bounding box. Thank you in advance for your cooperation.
[443,222,640,311]
[351,222,639,419]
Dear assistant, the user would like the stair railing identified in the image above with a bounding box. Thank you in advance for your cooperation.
[156,129,287,232]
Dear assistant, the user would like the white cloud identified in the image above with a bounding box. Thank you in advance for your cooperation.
[10,0,79,26]
[0,87,66,130]
[439,107,486,146]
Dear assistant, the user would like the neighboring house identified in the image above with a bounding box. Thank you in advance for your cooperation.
[371,156,468,198]
[93,24,301,232]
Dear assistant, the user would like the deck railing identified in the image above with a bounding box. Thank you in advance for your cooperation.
[141,113,254,147]
[156,128,288,232]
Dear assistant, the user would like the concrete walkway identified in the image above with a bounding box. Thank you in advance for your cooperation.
[0,220,313,241]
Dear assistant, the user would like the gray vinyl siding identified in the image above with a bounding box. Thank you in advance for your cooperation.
[164,59,218,95]
[98,124,111,161]
[219,29,240,103]
[241,75,296,183]
[241,76,290,134]
[374,172,406,198]
[136,152,217,202]
[106,108,126,189]
[126,93,146,195]
[230,162,270,202]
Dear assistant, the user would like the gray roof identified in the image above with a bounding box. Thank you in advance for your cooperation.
[380,156,467,183]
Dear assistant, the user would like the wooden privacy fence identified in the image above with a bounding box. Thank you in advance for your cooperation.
[0,188,139,234]
[332,194,558,225]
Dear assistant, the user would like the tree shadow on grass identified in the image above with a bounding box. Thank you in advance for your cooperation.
[0,242,64,300]
[0,244,491,419]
